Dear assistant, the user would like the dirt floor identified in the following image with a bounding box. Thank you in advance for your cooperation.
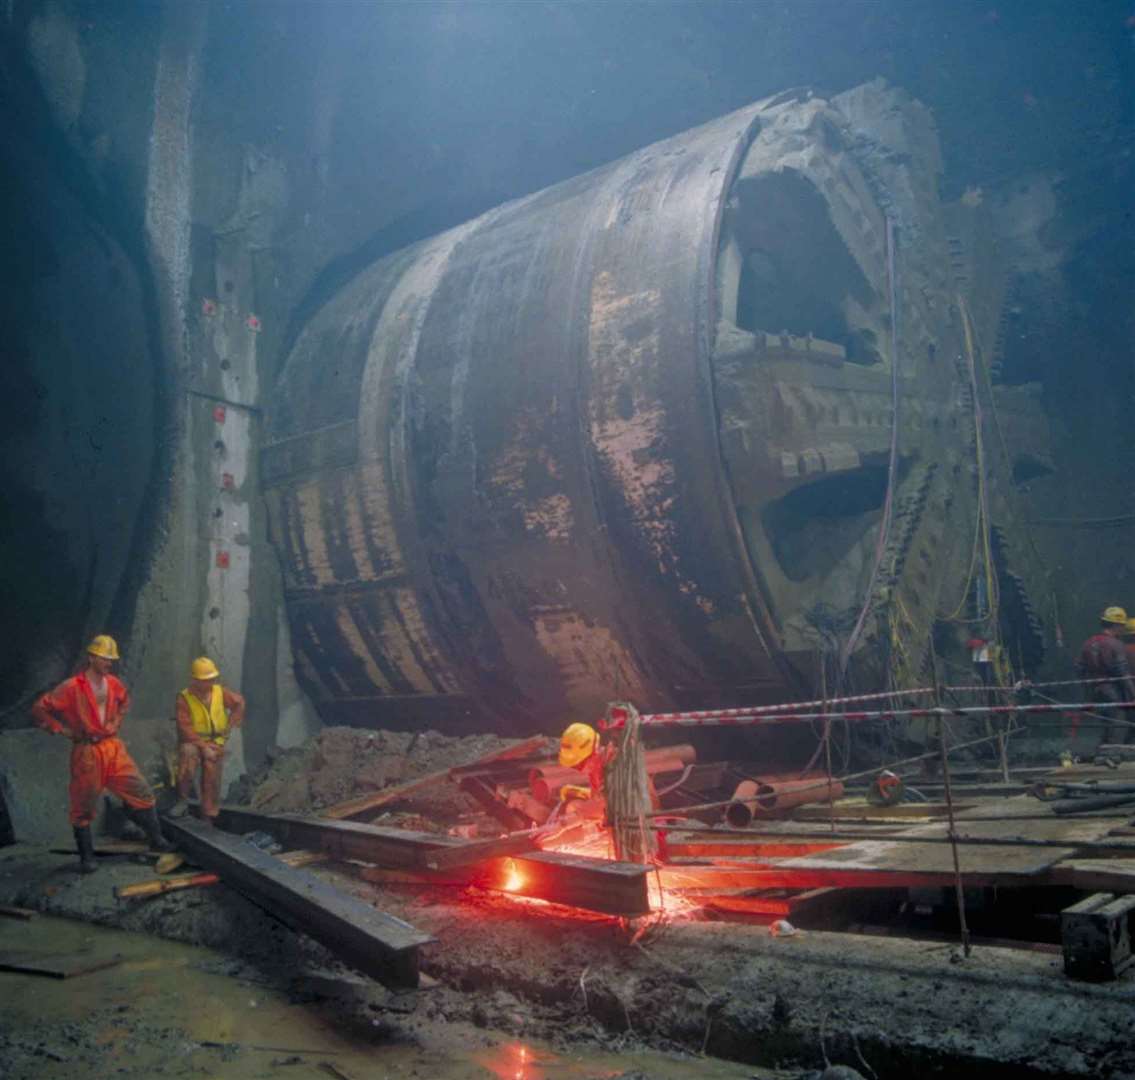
[3,842,1135,1078]
[0,913,766,1080]
[228,727,529,822]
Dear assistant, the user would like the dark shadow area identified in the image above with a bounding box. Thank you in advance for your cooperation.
[730,170,878,363]
[762,466,889,582]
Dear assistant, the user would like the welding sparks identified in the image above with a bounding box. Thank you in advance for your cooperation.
[502,858,525,892]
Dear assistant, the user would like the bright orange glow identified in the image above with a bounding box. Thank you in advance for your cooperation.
[534,821,699,920]
[502,859,525,892]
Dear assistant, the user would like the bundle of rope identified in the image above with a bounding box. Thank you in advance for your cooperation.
[602,701,657,863]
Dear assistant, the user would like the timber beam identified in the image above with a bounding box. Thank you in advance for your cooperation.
[212,806,651,917]
[216,806,462,868]
[162,816,433,989]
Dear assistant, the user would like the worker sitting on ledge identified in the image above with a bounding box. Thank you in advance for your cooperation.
[32,635,173,873]
[557,722,615,819]
[169,657,245,825]
[1076,606,1135,748]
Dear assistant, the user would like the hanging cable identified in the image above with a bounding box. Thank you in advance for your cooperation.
[839,215,901,681]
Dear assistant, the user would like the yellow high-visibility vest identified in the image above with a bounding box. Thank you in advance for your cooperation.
[181,685,229,744]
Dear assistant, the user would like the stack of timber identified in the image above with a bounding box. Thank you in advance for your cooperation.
[161,816,434,989]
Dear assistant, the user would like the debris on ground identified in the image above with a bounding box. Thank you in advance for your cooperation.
[228,727,525,821]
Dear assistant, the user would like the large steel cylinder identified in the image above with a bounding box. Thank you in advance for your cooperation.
[264,83,1047,734]
[265,101,785,733]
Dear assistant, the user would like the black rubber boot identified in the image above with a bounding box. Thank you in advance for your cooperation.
[73,826,98,874]
[131,806,175,852]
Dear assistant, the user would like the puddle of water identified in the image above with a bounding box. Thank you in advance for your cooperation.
[0,915,762,1080]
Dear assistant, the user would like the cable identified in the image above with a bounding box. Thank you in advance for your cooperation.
[839,215,901,680]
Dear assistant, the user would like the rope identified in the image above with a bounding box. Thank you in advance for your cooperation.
[603,701,657,863]
[625,699,1135,731]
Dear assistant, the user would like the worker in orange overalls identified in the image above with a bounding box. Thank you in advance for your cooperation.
[169,657,245,824]
[32,635,172,873]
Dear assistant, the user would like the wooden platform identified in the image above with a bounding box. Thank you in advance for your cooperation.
[662,789,1135,898]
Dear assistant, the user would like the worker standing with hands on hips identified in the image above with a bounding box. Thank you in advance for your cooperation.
[32,635,173,874]
[169,657,245,824]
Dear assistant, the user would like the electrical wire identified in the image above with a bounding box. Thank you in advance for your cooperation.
[839,215,901,680]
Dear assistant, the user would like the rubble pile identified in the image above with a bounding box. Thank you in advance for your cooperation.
[230,726,527,820]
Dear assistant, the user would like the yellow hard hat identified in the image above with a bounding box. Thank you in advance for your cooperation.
[1102,606,1128,626]
[190,656,220,681]
[558,722,598,768]
[87,634,120,660]
[1126,618,1135,635]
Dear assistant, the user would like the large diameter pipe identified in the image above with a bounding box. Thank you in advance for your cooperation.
[724,777,845,827]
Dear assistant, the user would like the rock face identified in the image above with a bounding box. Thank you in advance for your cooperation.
[265,84,1051,733]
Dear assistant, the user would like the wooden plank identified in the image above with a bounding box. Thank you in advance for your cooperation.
[955,794,1128,822]
[361,853,650,916]
[456,775,532,831]
[789,802,964,821]
[216,806,463,869]
[0,951,122,979]
[162,816,432,989]
[503,850,650,916]
[705,893,796,919]
[117,850,328,899]
[657,864,1030,892]
[773,838,1075,877]
[320,735,549,821]
[663,838,848,859]
[1049,860,1135,892]
[0,905,36,921]
[216,805,650,917]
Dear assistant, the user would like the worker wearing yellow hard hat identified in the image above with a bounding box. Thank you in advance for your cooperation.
[170,656,246,824]
[556,721,614,816]
[1075,606,1135,749]
[31,635,172,873]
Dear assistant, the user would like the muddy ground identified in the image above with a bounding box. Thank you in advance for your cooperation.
[0,911,769,1080]
[2,842,1134,1079]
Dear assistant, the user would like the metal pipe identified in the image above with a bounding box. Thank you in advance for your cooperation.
[724,777,845,827]
[529,746,696,803]
[644,724,1025,819]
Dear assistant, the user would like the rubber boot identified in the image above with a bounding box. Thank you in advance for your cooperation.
[131,805,175,852]
[168,799,189,819]
[73,826,98,874]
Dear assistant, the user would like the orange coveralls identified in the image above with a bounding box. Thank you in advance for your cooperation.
[33,674,156,826]
[175,686,244,818]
